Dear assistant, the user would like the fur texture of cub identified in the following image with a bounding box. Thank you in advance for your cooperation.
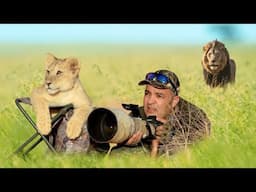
[31,53,93,139]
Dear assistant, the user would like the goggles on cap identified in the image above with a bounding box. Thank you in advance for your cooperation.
[145,72,178,95]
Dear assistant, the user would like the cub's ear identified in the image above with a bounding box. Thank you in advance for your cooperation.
[45,53,57,67]
[66,57,80,75]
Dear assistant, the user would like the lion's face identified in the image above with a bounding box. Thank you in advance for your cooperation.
[202,40,229,74]
[44,53,80,95]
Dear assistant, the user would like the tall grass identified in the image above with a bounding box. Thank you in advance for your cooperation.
[1,43,255,167]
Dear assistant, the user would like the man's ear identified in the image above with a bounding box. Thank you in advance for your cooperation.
[172,95,180,108]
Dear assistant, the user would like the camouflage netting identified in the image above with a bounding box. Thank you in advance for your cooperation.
[53,110,90,153]
[157,97,211,156]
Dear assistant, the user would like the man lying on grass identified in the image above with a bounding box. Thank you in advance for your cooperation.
[123,69,211,157]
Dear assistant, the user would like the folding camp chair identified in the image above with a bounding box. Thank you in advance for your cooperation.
[13,97,73,157]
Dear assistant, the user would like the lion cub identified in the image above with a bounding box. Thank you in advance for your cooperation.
[31,53,93,139]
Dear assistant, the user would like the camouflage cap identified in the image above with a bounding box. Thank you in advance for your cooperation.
[138,69,180,95]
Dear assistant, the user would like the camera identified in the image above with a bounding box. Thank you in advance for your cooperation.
[87,106,162,144]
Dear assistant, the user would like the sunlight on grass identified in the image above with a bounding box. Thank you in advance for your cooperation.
[1,43,255,168]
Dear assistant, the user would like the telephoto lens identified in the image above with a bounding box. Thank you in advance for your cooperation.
[87,108,154,144]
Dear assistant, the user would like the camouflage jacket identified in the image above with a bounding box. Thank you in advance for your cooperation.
[135,97,211,156]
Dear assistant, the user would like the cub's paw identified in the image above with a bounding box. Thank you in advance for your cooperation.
[36,118,51,135]
[66,121,81,139]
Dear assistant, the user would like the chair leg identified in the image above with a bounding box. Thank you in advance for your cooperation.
[14,98,57,157]
[13,132,39,155]
[23,137,43,156]
[13,97,73,157]
[40,134,56,153]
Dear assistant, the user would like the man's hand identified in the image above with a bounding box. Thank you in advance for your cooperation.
[151,123,169,157]
[125,131,144,146]
[155,125,166,140]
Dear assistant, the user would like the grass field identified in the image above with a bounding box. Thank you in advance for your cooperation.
[1,43,256,168]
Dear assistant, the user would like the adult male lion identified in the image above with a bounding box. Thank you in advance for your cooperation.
[31,53,93,140]
[201,40,236,88]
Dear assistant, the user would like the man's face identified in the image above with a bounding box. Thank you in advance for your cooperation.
[143,84,179,122]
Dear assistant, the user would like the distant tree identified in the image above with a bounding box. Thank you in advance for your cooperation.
[208,25,241,42]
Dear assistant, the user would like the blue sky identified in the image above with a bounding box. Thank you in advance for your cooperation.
[0,24,255,44]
